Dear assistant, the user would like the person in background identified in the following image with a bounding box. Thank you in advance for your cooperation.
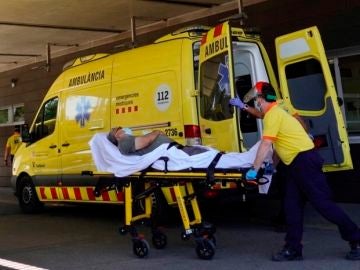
[4,126,21,166]
[241,81,360,261]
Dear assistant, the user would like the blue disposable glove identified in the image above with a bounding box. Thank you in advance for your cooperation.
[246,168,258,180]
[229,96,245,109]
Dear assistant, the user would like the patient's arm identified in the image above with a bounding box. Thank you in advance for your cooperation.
[134,130,165,150]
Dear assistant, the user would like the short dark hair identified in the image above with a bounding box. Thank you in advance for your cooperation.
[14,125,20,132]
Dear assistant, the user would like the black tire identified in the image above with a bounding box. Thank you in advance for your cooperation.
[133,239,150,258]
[195,238,215,260]
[152,231,167,249]
[17,175,43,214]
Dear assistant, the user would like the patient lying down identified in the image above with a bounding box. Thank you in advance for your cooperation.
[89,127,273,178]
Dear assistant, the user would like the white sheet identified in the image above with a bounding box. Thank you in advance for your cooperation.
[89,133,272,193]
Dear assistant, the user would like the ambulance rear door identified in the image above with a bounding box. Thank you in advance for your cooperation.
[275,27,353,171]
[198,22,243,152]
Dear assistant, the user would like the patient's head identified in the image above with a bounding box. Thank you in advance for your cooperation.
[108,127,123,145]
[107,127,133,145]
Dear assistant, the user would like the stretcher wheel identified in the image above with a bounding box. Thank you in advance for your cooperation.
[133,239,149,258]
[152,232,167,249]
[119,227,127,235]
[208,235,216,246]
[181,232,191,241]
[195,238,215,260]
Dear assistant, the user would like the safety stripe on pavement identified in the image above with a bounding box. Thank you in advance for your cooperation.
[0,258,48,270]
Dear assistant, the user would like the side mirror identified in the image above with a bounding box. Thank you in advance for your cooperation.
[21,124,31,143]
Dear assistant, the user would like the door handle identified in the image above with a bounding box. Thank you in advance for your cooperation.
[49,144,57,149]
[62,142,70,147]
[205,128,211,134]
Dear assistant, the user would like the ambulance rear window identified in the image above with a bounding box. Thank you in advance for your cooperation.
[285,59,326,111]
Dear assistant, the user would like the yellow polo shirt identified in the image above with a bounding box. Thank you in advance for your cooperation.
[262,103,314,165]
[6,133,22,155]
[277,99,297,116]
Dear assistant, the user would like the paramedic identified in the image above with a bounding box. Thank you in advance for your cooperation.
[4,126,21,166]
[230,88,310,232]
[244,81,360,261]
[107,127,207,156]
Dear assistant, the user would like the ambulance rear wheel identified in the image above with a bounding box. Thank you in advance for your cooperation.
[133,239,150,258]
[18,175,43,214]
[195,238,215,260]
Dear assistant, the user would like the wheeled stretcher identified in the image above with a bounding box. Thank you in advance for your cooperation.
[89,133,272,260]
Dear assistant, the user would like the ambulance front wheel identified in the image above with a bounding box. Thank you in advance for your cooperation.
[195,238,215,260]
[133,239,150,258]
[17,175,43,214]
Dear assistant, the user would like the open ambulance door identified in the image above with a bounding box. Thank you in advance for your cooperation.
[275,27,353,171]
[198,22,243,152]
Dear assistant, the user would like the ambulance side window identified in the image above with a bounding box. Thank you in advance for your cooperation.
[199,52,232,121]
[33,97,58,141]
[285,59,326,111]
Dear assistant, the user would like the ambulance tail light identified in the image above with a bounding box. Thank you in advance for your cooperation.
[184,124,202,145]
[313,134,328,149]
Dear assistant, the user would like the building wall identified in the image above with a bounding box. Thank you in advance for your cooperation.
[245,0,360,61]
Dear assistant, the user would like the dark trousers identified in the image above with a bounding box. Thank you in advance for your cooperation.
[284,149,360,253]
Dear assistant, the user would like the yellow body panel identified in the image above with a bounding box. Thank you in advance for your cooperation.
[12,29,204,205]
[275,27,353,171]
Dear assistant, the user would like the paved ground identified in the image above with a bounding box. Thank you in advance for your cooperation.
[0,187,359,270]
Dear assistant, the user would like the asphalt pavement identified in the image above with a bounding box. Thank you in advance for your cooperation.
[0,187,359,270]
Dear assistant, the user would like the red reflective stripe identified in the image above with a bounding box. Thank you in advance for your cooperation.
[116,191,124,201]
[169,187,176,202]
[201,34,207,45]
[102,191,110,201]
[74,187,82,200]
[50,187,58,199]
[61,187,69,200]
[213,24,223,37]
[40,187,47,199]
[86,187,96,200]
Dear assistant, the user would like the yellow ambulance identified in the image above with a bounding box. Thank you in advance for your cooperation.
[11,21,352,213]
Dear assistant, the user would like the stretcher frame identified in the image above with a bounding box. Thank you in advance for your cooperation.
[90,164,265,260]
